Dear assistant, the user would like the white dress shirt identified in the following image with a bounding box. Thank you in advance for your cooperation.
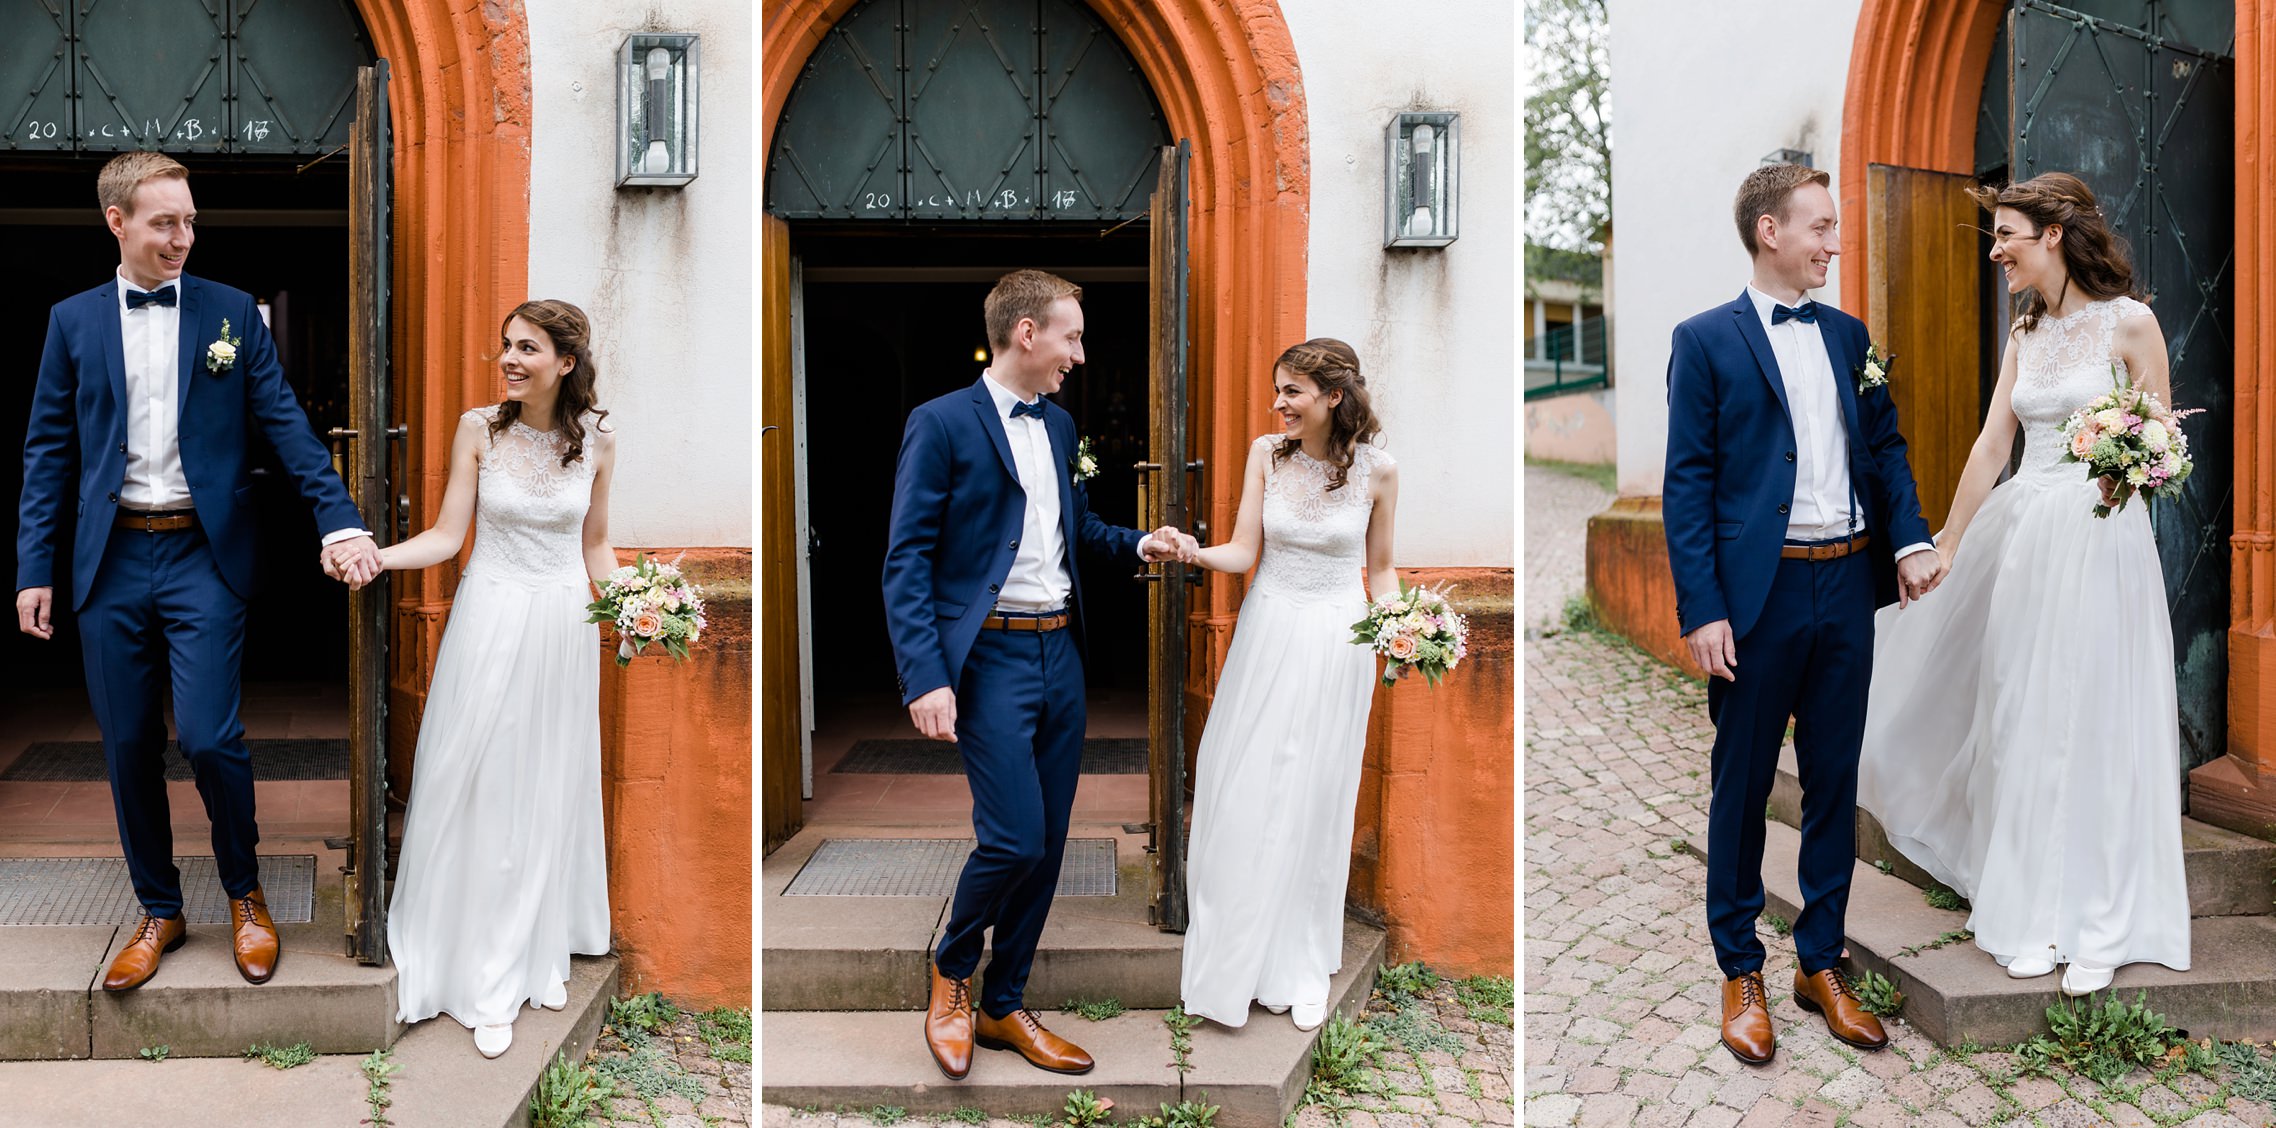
[115,273,191,511]
[983,372,1073,612]
[1744,286,1933,562]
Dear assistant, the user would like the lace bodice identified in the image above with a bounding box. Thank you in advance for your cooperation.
[464,406,598,585]
[1251,435,1389,601]
[2010,296,2154,482]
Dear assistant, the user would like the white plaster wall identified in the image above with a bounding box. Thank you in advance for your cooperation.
[1283,0,1517,569]
[1608,0,1860,496]
[526,0,752,548]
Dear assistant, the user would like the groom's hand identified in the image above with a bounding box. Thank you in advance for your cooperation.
[909,686,958,742]
[14,587,53,640]
[1139,526,1187,564]
[1896,551,1943,607]
[324,536,382,590]
[1683,619,1737,682]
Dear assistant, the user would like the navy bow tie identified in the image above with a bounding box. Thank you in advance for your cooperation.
[1010,399,1047,421]
[125,286,177,310]
[1771,301,1819,325]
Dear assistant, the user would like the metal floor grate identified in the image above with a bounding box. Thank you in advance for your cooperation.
[832,738,1146,775]
[0,856,317,925]
[0,739,350,782]
[783,838,1116,897]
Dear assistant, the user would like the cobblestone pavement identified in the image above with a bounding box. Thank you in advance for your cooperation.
[582,1003,752,1126]
[758,977,1515,1128]
[1524,463,1614,634]
[1522,470,2276,1127]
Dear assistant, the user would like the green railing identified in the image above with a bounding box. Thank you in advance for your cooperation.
[1524,315,1610,401]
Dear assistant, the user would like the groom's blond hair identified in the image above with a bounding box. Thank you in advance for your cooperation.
[97,152,189,217]
[1734,163,1830,257]
[985,269,1083,351]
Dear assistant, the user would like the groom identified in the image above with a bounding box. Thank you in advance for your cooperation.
[1663,163,1943,1065]
[15,152,379,991]
[884,269,1191,1080]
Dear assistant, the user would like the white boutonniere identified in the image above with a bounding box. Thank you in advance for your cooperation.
[1070,436,1100,484]
[1856,341,1893,394]
[205,319,242,374]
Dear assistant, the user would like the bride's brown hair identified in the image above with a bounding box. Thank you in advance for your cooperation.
[1967,172,2143,332]
[492,299,611,466]
[1270,338,1382,492]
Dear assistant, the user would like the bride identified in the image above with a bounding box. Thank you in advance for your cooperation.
[1178,338,1398,1031]
[376,300,617,1056]
[1857,172,2190,996]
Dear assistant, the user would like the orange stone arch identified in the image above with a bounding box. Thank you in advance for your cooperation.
[761,0,1313,703]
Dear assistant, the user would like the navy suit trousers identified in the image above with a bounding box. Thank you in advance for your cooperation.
[1704,550,1873,979]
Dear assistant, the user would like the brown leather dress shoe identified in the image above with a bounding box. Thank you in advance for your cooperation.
[229,887,280,984]
[974,1008,1095,1075]
[103,914,187,992]
[1719,971,1774,1064]
[925,962,976,1080]
[1792,967,1889,1050]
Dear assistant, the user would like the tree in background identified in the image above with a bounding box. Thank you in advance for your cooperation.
[1526,0,1610,277]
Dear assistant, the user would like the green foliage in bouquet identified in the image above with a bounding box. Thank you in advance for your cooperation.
[587,553,707,666]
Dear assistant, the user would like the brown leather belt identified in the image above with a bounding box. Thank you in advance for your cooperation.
[115,509,197,533]
[982,612,1070,632]
[1779,533,1870,561]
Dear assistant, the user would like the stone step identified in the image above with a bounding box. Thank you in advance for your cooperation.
[762,830,1184,1012]
[1768,746,2276,916]
[762,920,1387,1128]
[1696,818,2276,1047]
[0,878,398,1060]
[0,953,619,1127]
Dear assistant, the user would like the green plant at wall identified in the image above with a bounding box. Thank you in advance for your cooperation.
[1850,970,1903,1018]
[137,1044,169,1063]
[1061,1089,1115,1128]
[530,1051,614,1128]
[1455,975,1515,1028]
[360,1049,401,1128]
[2014,991,2189,1083]
[243,1041,315,1070]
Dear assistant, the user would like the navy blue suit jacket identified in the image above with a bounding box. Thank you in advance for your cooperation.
[1662,291,1933,639]
[18,274,364,610]
[882,377,1146,705]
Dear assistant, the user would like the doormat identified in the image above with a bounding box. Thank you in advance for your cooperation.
[832,738,1146,775]
[0,739,350,782]
[782,838,1116,897]
[0,855,317,926]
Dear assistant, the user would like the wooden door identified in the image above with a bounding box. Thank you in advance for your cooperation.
[1140,140,1193,931]
[1865,163,1982,532]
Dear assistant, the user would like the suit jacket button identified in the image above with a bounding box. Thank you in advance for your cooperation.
[1777,503,1790,514]
[1785,451,1795,462]
[118,443,128,454]
[108,492,117,502]
[1009,539,1019,550]
[988,583,1000,593]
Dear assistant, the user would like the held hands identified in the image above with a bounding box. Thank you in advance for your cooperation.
[1684,619,1738,682]
[1895,548,1946,608]
[908,686,958,743]
[321,536,383,590]
[1139,525,1200,565]
[14,587,53,640]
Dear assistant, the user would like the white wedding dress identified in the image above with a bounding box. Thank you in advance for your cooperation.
[388,407,612,1028]
[1180,436,1388,1026]
[1858,296,2189,974]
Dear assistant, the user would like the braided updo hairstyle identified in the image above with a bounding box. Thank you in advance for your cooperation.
[1967,172,2143,332]
[1270,338,1383,492]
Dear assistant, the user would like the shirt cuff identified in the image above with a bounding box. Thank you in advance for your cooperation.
[1894,541,1936,562]
[321,528,374,548]
[1135,533,1155,561]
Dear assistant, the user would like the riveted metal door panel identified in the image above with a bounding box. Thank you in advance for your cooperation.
[1038,0,1164,220]
[1,0,74,150]
[75,0,229,152]
[904,0,1039,219]
[2010,0,2235,774]
[232,0,371,153]
[769,0,902,219]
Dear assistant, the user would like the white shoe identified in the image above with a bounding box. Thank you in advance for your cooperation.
[1262,1004,1289,1015]
[475,1022,514,1058]
[2061,965,2114,997]
[1290,1001,1326,1031]
[539,981,568,1010]
[2006,957,2057,979]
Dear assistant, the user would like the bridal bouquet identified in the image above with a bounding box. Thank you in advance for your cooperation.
[1350,581,1469,688]
[2057,364,2199,518]
[588,554,708,666]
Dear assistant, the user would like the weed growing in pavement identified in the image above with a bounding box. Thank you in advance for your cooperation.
[865,1108,908,1127]
[1895,930,1975,959]
[2015,991,2189,1084]
[1874,859,1895,875]
[529,1051,613,1128]
[1923,885,1968,912]
[947,1107,988,1126]
[1165,1006,1203,1072]
[1062,997,1126,1021]
[696,1006,752,1063]
[1129,1097,1220,1128]
[1763,913,1792,937]
[1850,970,1904,1017]
[610,991,681,1046]
[1363,999,1467,1059]
[243,1041,315,1069]
[1376,960,1438,1004]
[360,1049,401,1128]
[137,1044,169,1063]
[593,1039,708,1115]
[1454,975,1514,1028]
[1308,1015,1381,1095]
[2220,1041,2276,1102]
[1061,1089,1115,1128]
